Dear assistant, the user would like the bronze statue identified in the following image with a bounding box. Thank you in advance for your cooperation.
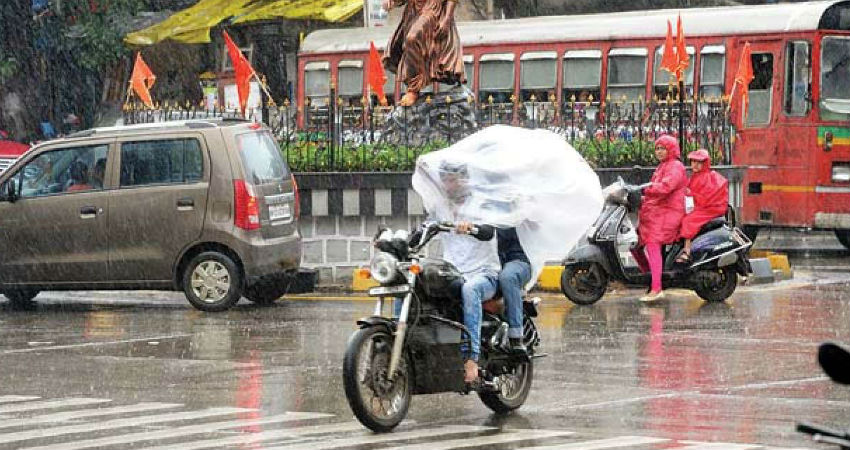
[382,0,466,106]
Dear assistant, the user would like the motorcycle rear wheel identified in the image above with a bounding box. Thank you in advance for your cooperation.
[343,326,411,432]
[479,360,533,413]
[693,267,737,303]
[560,263,608,305]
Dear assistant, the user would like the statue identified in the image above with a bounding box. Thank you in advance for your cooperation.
[382,0,465,107]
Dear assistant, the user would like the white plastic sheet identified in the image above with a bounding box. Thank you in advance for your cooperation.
[412,125,604,285]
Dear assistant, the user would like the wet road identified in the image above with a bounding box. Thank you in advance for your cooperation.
[0,270,848,450]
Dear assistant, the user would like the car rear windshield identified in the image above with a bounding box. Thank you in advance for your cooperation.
[236,131,290,185]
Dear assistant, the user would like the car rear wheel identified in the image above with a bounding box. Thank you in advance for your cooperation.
[182,252,242,312]
[2,289,39,309]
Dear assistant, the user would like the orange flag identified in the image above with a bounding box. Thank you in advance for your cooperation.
[675,15,690,82]
[130,52,156,108]
[367,41,387,105]
[733,42,754,122]
[659,20,677,77]
[223,30,256,115]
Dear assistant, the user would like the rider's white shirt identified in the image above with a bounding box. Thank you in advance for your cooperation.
[439,232,500,279]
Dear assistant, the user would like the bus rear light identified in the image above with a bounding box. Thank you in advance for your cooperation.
[832,163,850,183]
[234,179,261,230]
[825,131,834,152]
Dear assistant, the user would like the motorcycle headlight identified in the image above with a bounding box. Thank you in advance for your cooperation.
[370,252,399,284]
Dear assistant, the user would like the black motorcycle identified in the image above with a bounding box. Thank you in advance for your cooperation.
[560,177,752,305]
[342,221,542,432]
[797,342,850,449]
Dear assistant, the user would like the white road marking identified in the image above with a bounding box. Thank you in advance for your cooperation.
[0,396,39,404]
[134,421,371,450]
[0,334,192,354]
[379,428,575,450]
[0,402,183,430]
[23,411,332,450]
[676,442,761,450]
[262,425,496,450]
[0,406,251,445]
[522,435,671,450]
[0,398,111,414]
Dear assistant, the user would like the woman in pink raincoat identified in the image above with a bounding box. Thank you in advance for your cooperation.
[676,149,728,263]
[630,135,687,302]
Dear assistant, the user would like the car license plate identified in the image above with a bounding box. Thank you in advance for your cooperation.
[368,285,411,296]
[269,203,291,221]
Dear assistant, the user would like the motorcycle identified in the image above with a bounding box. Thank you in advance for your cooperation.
[560,177,752,305]
[797,342,850,449]
[342,221,542,432]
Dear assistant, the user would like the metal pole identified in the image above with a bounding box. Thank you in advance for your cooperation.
[678,80,685,158]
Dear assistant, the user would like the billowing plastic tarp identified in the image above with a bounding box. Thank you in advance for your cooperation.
[125,0,362,46]
[412,125,604,286]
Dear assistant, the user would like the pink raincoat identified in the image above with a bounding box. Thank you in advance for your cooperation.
[680,150,729,239]
[638,136,687,245]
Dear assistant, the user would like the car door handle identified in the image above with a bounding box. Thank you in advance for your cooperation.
[80,206,100,219]
[176,197,194,211]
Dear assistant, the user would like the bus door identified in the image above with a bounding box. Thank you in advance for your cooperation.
[775,39,817,228]
[733,39,782,228]
[816,34,850,233]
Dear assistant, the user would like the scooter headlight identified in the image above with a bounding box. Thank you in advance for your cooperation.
[370,252,399,284]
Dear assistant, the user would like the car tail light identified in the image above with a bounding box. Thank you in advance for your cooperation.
[291,173,300,219]
[234,179,261,230]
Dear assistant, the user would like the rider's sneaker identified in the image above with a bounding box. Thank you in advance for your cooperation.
[509,338,530,361]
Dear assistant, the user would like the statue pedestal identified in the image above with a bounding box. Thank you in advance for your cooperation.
[380,85,477,145]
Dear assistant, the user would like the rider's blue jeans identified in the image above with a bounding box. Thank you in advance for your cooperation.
[499,260,532,339]
[459,273,499,362]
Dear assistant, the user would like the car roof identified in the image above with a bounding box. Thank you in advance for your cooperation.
[50,119,258,144]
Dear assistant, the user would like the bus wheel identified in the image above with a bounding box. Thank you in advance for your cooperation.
[835,230,850,250]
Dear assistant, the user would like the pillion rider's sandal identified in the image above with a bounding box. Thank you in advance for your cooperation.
[675,250,691,264]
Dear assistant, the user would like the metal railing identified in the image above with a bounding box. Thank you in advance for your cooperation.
[123,94,733,173]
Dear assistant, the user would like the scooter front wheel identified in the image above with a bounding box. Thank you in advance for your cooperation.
[343,326,411,432]
[560,263,609,305]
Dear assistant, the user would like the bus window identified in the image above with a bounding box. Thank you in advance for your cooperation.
[699,46,726,99]
[820,36,850,121]
[653,45,694,100]
[520,51,556,102]
[607,48,648,103]
[479,53,515,104]
[338,60,363,106]
[563,50,601,106]
[746,52,774,126]
[783,41,811,116]
[304,61,330,107]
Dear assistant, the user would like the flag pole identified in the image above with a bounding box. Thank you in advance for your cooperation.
[251,71,277,107]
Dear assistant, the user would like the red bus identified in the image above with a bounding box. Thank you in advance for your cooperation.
[298,1,850,249]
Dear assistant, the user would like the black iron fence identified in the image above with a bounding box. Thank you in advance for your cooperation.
[123,94,733,173]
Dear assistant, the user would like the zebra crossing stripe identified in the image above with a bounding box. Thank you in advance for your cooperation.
[134,421,369,450]
[676,443,761,450]
[262,425,496,450]
[0,398,111,414]
[521,435,671,450]
[0,402,184,431]
[0,396,40,404]
[0,406,251,445]
[23,411,332,450]
[379,428,576,450]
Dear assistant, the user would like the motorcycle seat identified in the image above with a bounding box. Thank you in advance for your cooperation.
[698,216,727,235]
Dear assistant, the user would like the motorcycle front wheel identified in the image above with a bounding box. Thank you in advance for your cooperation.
[692,267,737,303]
[479,360,533,413]
[343,326,411,432]
[560,263,608,305]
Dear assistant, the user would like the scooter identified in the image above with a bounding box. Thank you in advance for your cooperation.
[797,342,850,449]
[560,177,752,304]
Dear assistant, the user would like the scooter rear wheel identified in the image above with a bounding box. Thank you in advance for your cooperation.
[693,267,737,303]
[560,263,608,305]
[343,326,411,432]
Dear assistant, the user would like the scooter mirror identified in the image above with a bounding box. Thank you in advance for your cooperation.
[818,342,850,385]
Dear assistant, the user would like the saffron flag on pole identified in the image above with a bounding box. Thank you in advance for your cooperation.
[222,30,257,115]
[659,20,678,78]
[675,14,690,82]
[130,52,156,108]
[733,42,754,122]
[367,41,387,105]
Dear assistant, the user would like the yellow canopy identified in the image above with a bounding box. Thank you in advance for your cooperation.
[125,0,363,46]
